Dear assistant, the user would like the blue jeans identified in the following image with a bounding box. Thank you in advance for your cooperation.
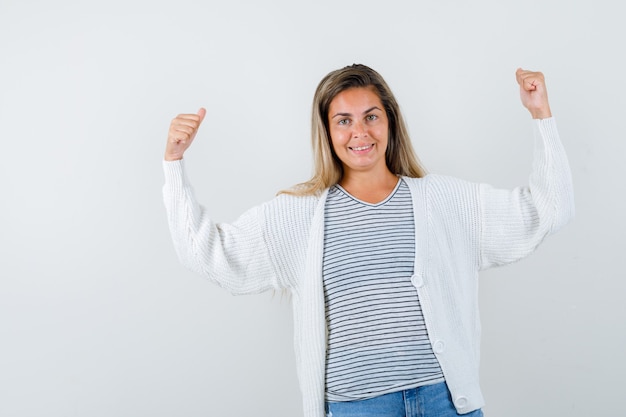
[325,382,483,417]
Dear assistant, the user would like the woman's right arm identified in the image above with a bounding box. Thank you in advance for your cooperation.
[162,110,281,295]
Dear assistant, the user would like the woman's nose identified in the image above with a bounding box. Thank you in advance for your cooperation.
[352,121,367,138]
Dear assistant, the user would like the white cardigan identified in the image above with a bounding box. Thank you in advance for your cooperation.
[162,118,574,416]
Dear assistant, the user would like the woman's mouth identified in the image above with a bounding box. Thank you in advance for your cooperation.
[349,144,374,152]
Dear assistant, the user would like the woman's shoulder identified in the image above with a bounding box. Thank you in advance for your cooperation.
[260,190,323,221]
[403,174,477,188]
[258,191,324,253]
[273,190,323,204]
[403,174,481,203]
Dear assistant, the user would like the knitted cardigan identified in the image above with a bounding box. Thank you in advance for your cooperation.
[162,117,574,416]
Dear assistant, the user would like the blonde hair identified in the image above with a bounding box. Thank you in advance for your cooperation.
[283,64,426,196]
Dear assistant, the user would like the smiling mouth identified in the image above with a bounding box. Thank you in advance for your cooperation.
[349,144,374,151]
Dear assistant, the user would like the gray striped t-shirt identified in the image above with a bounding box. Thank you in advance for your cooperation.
[323,178,444,401]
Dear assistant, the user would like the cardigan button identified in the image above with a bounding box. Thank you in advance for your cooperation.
[455,396,468,409]
[433,340,445,353]
[410,273,424,288]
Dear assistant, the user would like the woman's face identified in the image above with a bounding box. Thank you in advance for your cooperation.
[327,87,389,177]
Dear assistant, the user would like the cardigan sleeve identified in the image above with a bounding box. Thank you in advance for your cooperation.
[162,159,281,294]
[479,118,575,270]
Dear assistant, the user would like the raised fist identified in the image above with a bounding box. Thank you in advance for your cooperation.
[164,108,206,161]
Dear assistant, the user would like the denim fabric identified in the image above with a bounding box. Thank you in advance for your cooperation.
[324,382,483,417]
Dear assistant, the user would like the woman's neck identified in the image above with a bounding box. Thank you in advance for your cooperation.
[338,169,399,204]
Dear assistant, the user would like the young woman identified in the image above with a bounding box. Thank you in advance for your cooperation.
[163,64,574,416]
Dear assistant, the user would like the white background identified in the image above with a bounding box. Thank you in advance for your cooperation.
[1,1,624,416]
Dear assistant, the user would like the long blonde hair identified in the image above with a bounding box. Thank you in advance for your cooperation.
[283,64,426,196]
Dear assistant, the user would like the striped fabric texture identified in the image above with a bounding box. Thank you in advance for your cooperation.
[323,180,444,401]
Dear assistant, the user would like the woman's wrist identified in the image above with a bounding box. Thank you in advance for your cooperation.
[530,107,552,119]
[164,153,183,161]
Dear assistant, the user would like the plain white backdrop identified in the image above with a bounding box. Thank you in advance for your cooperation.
[1,1,624,416]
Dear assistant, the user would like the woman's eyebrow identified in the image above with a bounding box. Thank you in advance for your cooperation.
[363,106,382,114]
[331,106,382,119]
[331,112,352,119]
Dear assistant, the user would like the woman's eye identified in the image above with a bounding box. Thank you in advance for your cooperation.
[338,119,350,125]
[366,114,378,121]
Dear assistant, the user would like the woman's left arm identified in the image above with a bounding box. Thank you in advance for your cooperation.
[479,69,575,269]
